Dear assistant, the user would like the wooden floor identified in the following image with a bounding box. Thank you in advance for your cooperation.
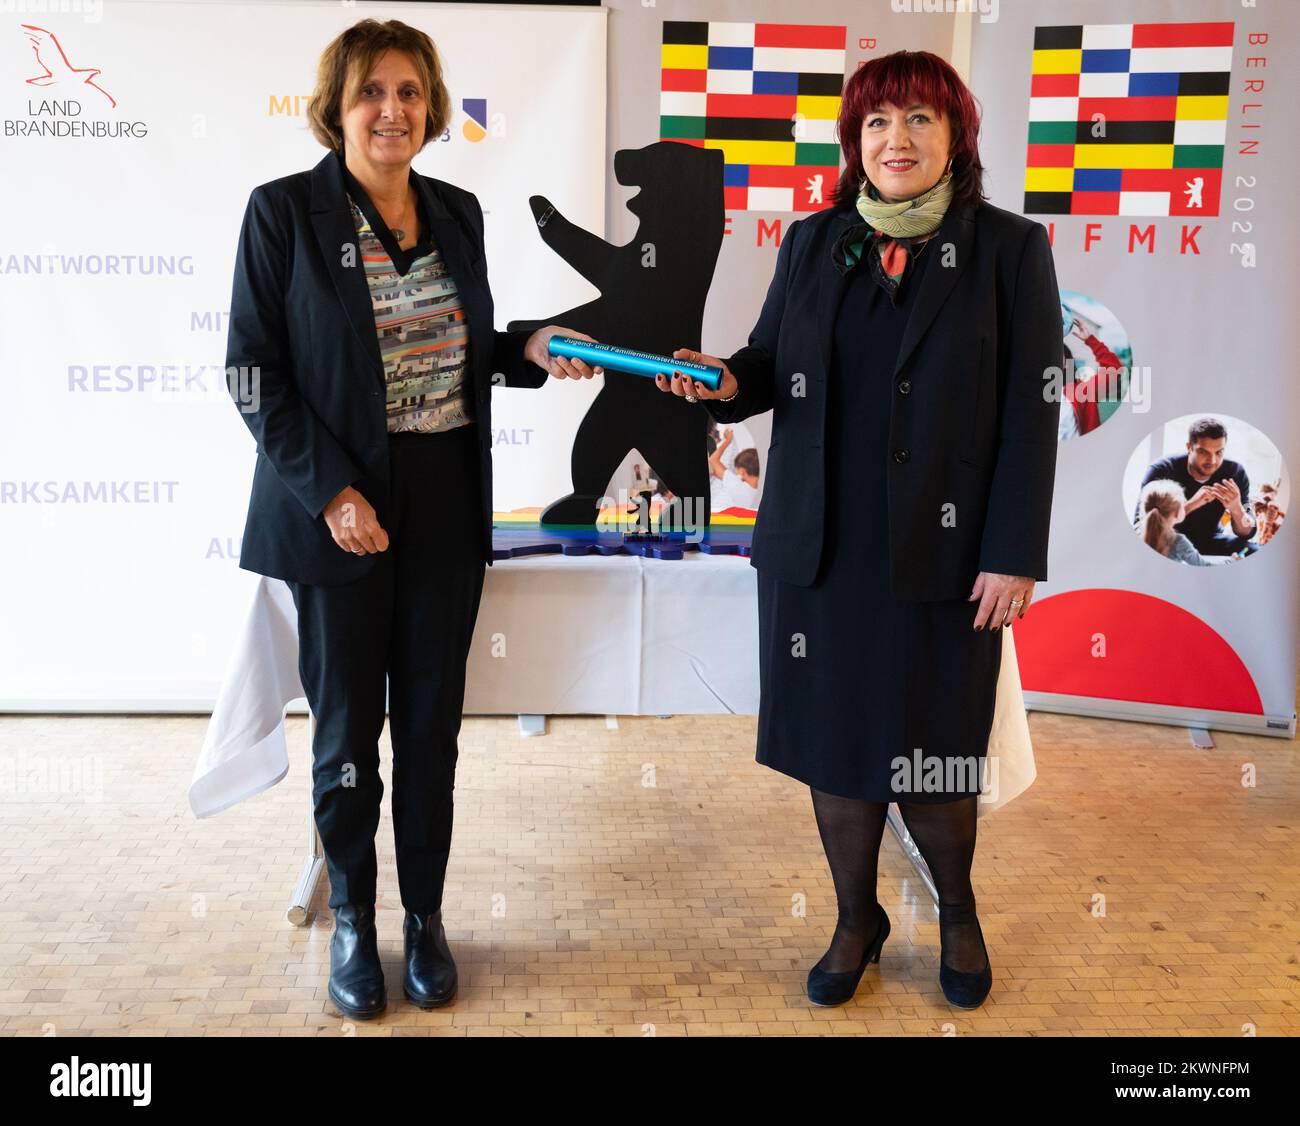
[0,705,1296,1037]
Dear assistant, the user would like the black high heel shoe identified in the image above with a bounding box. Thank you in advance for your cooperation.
[806,903,890,1006]
[937,900,992,1009]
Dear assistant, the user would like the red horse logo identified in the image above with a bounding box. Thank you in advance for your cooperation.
[21,24,116,108]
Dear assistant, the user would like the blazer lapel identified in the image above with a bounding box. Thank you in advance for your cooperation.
[816,206,861,376]
[891,202,976,378]
[309,152,386,388]
[410,172,491,388]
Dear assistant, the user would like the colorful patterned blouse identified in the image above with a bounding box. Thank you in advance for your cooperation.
[343,175,473,434]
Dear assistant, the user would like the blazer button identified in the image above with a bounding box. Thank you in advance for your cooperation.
[897,379,912,394]
[893,449,910,464]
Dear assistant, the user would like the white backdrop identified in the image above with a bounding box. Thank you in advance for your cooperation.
[0,1,606,707]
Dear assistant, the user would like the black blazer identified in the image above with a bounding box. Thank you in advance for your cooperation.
[224,150,548,586]
[707,198,1064,600]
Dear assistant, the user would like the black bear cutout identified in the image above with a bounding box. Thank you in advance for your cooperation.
[507,141,725,528]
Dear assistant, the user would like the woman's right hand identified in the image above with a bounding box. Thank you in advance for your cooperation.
[324,485,389,555]
[524,325,604,380]
[654,349,738,401]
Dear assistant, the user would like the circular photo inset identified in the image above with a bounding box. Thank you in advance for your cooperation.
[1057,289,1134,443]
[1122,413,1289,567]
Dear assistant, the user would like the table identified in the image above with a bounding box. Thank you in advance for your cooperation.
[191,552,1036,922]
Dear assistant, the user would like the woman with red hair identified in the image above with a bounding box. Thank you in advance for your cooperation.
[658,51,1063,1008]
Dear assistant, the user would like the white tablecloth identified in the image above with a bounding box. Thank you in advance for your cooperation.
[190,554,1034,818]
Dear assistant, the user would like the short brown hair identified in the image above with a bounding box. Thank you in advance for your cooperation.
[307,18,451,154]
[734,448,760,478]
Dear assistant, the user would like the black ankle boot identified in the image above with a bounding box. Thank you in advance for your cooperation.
[328,903,386,1020]
[404,909,457,1008]
[937,899,992,1009]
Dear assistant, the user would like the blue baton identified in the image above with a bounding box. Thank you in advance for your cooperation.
[546,336,723,392]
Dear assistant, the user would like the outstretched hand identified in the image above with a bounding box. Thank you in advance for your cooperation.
[653,348,738,400]
[524,326,604,380]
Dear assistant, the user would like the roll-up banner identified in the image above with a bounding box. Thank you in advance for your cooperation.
[0,1,607,708]
[970,0,1297,736]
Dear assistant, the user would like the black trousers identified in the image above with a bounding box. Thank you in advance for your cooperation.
[286,423,487,914]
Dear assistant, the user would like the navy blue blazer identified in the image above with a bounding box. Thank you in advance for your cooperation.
[224,150,547,586]
[706,199,1064,600]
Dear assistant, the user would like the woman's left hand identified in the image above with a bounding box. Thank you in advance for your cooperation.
[969,571,1036,629]
[524,325,604,380]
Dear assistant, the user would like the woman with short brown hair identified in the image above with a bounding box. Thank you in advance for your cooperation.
[225,18,597,1020]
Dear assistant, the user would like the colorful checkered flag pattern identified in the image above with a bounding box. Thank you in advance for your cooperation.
[1024,21,1233,217]
[659,21,846,213]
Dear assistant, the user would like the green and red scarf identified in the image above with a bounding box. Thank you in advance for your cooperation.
[833,170,954,298]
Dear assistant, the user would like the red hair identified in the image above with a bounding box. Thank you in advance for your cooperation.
[833,50,986,209]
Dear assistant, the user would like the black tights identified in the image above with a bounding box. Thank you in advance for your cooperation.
[810,788,987,973]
